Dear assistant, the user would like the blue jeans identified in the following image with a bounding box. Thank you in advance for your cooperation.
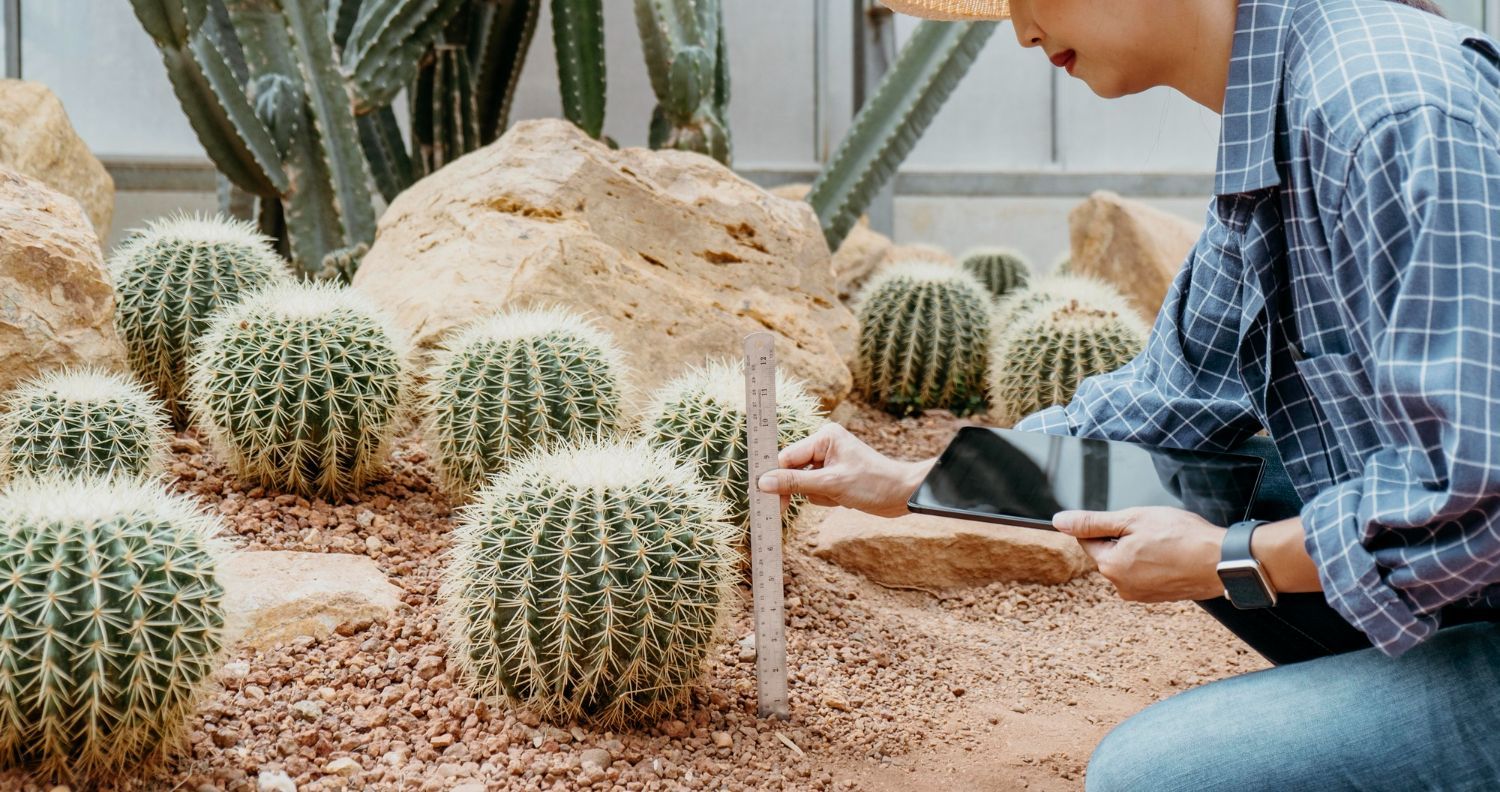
[1086,437,1500,790]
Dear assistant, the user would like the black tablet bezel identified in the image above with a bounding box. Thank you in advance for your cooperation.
[905,426,1267,531]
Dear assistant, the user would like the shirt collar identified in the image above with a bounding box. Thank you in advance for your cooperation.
[1214,0,1298,196]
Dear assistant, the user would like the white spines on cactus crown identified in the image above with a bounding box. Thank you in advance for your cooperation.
[992,274,1129,327]
[639,357,824,428]
[431,303,632,392]
[108,210,285,280]
[853,259,990,315]
[197,280,413,359]
[0,367,170,473]
[0,472,227,553]
[494,435,729,505]
[958,245,1029,266]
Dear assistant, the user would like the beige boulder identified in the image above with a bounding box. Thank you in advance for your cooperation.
[354,119,856,413]
[1067,190,1203,325]
[220,551,403,650]
[769,182,893,301]
[0,80,114,241]
[0,167,126,393]
[811,507,1091,588]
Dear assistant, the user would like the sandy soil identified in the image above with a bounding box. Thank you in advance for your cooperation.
[0,401,1267,791]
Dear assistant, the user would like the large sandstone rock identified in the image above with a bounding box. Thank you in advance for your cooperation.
[811,507,1091,588]
[354,119,857,413]
[0,167,126,392]
[0,80,114,241]
[1067,191,1203,325]
[769,182,893,301]
[220,551,403,650]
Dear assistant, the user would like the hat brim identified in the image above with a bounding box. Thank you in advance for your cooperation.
[880,0,1010,21]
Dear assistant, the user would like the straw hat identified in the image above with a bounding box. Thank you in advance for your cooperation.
[880,0,1010,20]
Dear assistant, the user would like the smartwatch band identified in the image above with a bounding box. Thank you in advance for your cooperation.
[1221,519,1265,564]
[1219,519,1277,609]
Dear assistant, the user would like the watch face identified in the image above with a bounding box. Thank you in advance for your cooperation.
[1220,565,1276,609]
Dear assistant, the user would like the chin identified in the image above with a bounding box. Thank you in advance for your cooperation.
[1083,74,1146,100]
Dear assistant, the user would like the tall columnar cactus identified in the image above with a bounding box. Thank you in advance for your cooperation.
[441,437,736,726]
[807,19,997,250]
[553,0,608,139]
[0,369,171,482]
[853,261,993,417]
[634,0,732,164]
[987,298,1149,426]
[128,0,464,279]
[422,306,630,498]
[0,475,226,786]
[109,212,289,427]
[187,282,412,498]
[960,246,1031,300]
[641,358,826,549]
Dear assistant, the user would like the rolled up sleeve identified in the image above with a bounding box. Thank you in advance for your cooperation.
[1305,106,1500,657]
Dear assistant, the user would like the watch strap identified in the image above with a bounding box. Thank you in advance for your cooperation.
[1222,519,1267,564]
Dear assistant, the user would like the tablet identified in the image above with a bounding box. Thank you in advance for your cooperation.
[906,426,1267,530]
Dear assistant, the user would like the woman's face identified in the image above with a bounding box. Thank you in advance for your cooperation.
[1008,0,1167,98]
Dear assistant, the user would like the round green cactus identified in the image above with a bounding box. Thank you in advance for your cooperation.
[441,437,736,726]
[991,274,1129,330]
[422,305,631,498]
[109,212,288,428]
[187,281,412,499]
[0,367,170,482]
[959,246,1032,300]
[0,475,226,785]
[852,261,993,417]
[987,298,1149,426]
[641,358,826,548]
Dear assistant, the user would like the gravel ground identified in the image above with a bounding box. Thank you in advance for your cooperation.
[1,401,1266,791]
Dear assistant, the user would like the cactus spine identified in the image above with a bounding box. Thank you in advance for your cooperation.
[853,261,993,417]
[553,0,608,139]
[641,359,826,549]
[0,475,226,785]
[960,247,1031,300]
[634,0,732,163]
[441,437,736,726]
[109,212,288,427]
[0,369,170,482]
[187,282,412,498]
[422,306,630,498]
[987,298,1148,426]
[991,274,1129,329]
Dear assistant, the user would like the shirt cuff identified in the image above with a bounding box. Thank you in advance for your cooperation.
[1012,405,1073,436]
[1301,480,1439,658]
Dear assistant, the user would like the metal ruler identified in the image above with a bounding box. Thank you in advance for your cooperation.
[744,331,790,720]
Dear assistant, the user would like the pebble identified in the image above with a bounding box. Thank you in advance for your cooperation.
[415,655,445,680]
[220,661,250,682]
[712,731,733,749]
[431,733,455,748]
[737,633,757,663]
[256,770,296,792]
[291,700,323,721]
[323,757,360,777]
[580,748,613,771]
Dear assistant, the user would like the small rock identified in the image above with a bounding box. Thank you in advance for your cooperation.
[580,748,612,771]
[823,695,851,712]
[415,655,445,681]
[220,660,250,682]
[737,633,757,663]
[451,784,486,792]
[711,731,733,749]
[365,535,383,555]
[431,733,454,748]
[47,786,71,792]
[291,700,323,721]
[662,719,689,739]
[323,757,360,777]
[256,770,296,792]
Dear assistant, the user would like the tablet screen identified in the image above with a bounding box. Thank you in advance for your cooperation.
[908,426,1266,529]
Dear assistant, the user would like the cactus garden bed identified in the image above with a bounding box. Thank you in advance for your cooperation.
[0,402,1265,792]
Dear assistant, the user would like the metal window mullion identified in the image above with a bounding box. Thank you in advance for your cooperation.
[3,0,20,80]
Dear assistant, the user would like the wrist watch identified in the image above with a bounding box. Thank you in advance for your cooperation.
[1217,519,1278,609]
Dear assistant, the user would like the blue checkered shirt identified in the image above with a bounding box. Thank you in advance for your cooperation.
[1015,0,1500,657]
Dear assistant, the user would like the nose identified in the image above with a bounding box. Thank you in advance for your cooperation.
[1012,17,1041,48]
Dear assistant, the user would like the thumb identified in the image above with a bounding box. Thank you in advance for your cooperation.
[758,468,830,498]
[1052,510,1129,539]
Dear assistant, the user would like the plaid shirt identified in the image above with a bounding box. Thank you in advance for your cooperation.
[1016,0,1500,657]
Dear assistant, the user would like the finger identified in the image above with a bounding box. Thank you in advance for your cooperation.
[1076,537,1116,565]
[778,424,839,469]
[1053,510,1129,540]
[758,467,834,498]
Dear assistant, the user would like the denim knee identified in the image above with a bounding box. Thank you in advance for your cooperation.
[1083,693,1223,792]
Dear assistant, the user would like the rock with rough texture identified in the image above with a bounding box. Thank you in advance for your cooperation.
[811,507,1091,588]
[1066,190,1203,324]
[0,167,126,393]
[220,551,403,650]
[354,119,856,414]
[770,182,894,301]
[0,80,114,240]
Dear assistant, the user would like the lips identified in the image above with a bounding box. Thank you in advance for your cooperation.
[1050,49,1076,73]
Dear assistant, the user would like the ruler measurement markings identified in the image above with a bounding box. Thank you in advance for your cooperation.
[744,332,790,720]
